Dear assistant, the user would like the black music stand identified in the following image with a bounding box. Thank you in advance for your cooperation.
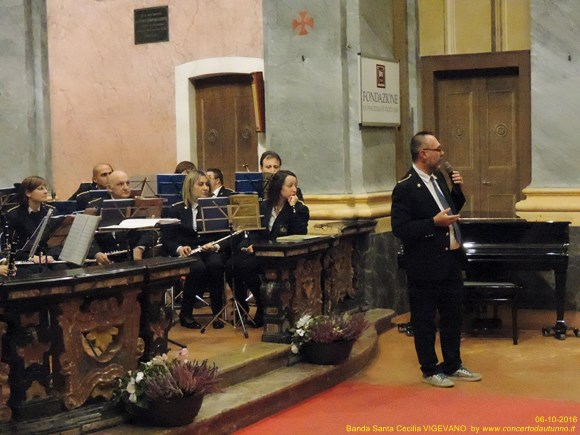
[235,172,273,200]
[0,187,17,212]
[157,174,185,217]
[130,176,157,198]
[19,209,56,263]
[95,199,136,262]
[199,194,263,338]
[50,200,78,216]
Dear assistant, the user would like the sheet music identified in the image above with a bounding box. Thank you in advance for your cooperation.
[59,214,101,265]
[99,218,179,230]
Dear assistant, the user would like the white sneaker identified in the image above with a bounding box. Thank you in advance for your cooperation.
[449,366,482,382]
[422,373,454,388]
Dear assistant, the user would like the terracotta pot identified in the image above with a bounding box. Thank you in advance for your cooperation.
[127,392,204,427]
[301,340,355,365]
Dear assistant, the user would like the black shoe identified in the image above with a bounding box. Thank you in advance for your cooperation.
[212,320,225,329]
[179,316,202,329]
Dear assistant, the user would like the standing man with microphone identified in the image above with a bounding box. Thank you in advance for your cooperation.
[391,131,482,388]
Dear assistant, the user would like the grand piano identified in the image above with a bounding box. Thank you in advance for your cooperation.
[459,218,573,339]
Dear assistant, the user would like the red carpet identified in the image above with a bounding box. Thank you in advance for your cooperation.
[235,381,580,434]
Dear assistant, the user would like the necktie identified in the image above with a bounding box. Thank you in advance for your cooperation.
[430,176,462,244]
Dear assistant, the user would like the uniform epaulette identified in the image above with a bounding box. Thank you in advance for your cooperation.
[173,201,184,206]
[76,190,89,197]
[6,204,19,213]
[45,204,55,210]
[397,174,412,183]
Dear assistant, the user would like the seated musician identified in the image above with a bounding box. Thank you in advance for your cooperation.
[174,161,196,174]
[206,168,235,197]
[160,170,227,329]
[6,176,60,264]
[71,163,113,207]
[91,170,155,265]
[226,169,310,327]
[259,151,304,201]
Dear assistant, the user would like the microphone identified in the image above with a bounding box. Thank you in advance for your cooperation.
[443,161,462,194]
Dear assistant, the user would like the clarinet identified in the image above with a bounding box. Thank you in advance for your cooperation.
[2,218,16,277]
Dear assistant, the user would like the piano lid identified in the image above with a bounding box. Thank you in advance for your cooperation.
[459,218,570,256]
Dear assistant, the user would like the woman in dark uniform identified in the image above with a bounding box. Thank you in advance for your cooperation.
[6,176,58,264]
[227,169,310,327]
[161,170,226,329]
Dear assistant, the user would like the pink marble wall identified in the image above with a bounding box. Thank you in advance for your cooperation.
[48,0,263,198]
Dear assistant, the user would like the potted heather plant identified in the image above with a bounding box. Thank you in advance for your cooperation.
[114,350,220,427]
[290,312,370,365]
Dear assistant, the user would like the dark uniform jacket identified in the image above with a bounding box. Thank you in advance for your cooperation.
[69,182,97,201]
[214,186,235,197]
[5,203,60,260]
[391,167,466,281]
[161,201,228,256]
[233,200,310,251]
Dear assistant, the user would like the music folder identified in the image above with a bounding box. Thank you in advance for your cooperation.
[59,214,101,265]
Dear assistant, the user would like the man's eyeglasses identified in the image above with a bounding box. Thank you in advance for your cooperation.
[423,147,443,153]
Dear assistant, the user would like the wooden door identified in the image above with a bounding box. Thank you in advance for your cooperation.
[436,72,521,217]
[195,75,258,188]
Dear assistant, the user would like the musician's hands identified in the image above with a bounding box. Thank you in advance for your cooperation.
[433,208,460,227]
[0,265,8,277]
[95,252,110,265]
[200,243,218,252]
[241,244,254,254]
[177,246,192,257]
[288,195,299,207]
[32,255,55,264]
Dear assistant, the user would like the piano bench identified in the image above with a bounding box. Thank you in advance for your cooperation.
[463,281,521,345]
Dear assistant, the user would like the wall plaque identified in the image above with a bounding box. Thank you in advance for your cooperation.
[358,55,400,127]
[134,6,169,45]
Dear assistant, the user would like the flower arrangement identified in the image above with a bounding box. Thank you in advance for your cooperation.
[290,312,370,354]
[114,350,220,410]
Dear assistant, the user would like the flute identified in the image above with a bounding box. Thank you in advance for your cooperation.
[188,230,243,256]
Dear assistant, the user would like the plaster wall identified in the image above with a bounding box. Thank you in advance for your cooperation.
[46,0,263,198]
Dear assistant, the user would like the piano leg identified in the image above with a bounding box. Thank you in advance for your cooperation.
[542,270,572,340]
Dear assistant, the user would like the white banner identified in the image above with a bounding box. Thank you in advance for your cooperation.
[359,56,400,127]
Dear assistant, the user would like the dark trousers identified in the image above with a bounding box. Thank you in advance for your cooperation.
[408,261,464,376]
[181,251,224,317]
[225,252,263,321]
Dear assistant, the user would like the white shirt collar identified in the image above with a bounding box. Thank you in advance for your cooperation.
[413,164,436,184]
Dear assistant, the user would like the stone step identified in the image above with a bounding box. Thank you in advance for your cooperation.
[181,308,394,434]
[100,308,394,434]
